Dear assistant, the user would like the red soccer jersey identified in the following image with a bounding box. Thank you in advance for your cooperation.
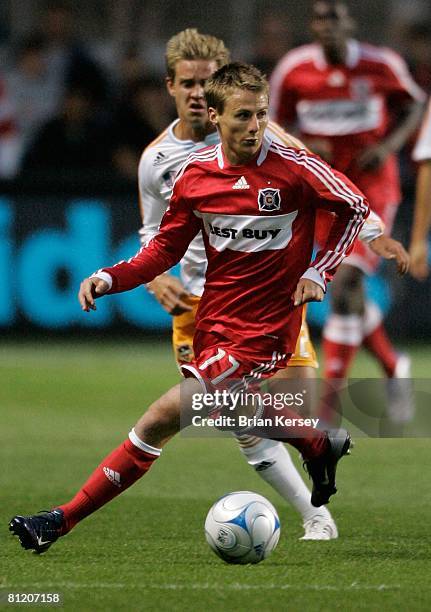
[270,39,425,210]
[101,135,368,353]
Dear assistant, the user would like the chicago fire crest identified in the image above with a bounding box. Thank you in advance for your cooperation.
[258,188,281,212]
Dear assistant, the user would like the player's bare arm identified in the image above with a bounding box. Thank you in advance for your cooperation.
[147,273,193,315]
[358,101,425,171]
[409,159,431,280]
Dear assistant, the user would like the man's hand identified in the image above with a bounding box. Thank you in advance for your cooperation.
[409,239,429,281]
[78,277,109,312]
[293,279,324,306]
[357,143,391,171]
[368,235,410,275]
[147,274,193,315]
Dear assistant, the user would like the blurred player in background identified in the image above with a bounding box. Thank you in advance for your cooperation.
[410,98,431,280]
[270,0,424,416]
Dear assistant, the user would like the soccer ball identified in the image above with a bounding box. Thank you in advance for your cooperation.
[204,491,280,564]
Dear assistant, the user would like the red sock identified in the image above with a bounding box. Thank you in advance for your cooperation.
[322,314,363,378]
[323,337,359,379]
[319,325,361,425]
[57,438,159,532]
[250,404,328,460]
[363,323,398,377]
[362,301,397,377]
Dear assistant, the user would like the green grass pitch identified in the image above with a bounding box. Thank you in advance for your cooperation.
[1,340,431,611]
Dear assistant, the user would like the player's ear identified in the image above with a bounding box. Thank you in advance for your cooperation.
[208,107,218,126]
[166,76,175,98]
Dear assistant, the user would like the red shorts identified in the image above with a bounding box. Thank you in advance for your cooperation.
[180,330,291,394]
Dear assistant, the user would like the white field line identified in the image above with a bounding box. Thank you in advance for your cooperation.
[2,582,402,591]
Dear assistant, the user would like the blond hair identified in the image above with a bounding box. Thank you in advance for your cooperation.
[204,62,269,113]
[165,28,230,80]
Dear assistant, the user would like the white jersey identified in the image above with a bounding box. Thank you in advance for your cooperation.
[138,119,382,297]
[412,98,431,162]
[138,119,219,296]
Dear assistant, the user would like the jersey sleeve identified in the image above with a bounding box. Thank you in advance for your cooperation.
[294,150,369,289]
[412,98,431,162]
[358,209,384,243]
[380,48,426,103]
[137,149,170,246]
[99,176,201,293]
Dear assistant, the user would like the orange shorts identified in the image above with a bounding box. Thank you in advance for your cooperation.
[172,296,318,370]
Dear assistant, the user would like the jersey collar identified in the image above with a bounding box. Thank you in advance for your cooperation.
[315,39,361,70]
[168,118,219,147]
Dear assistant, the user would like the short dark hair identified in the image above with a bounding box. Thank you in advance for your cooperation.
[204,62,268,114]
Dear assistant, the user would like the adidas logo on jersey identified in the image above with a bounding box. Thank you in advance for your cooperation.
[232,176,250,190]
[153,151,167,166]
[103,467,122,487]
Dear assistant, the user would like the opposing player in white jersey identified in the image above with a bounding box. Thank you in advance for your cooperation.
[410,98,431,280]
[137,30,408,540]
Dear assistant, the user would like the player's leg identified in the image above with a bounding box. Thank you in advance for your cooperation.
[320,261,367,430]
[362,300,398,376]
[187,331,351,508]
[358,204,404,377]
[9,378,199,553]
[175,306,336,538]
[362,299,414,422]
[324,219,413,422]
[10,334,349,553]
[322,262,365,380]
[237,321,337,540]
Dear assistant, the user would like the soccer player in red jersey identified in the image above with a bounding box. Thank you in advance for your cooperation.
[140,29,341,541]
[270,0,425,414]
[10,63,369,554]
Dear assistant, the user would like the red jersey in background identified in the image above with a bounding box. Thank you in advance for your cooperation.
[270,39,425,211]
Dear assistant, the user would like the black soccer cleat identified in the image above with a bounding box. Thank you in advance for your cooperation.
[9,509,65,554]
[304,429,352,507]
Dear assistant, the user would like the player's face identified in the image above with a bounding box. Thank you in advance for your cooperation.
[167,59,218,131]
[208,88,269,165]
[310,1,352,48]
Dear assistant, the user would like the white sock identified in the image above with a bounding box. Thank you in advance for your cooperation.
[363,301,383,337]
[323,313,363,346]
[237,436,331,522]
